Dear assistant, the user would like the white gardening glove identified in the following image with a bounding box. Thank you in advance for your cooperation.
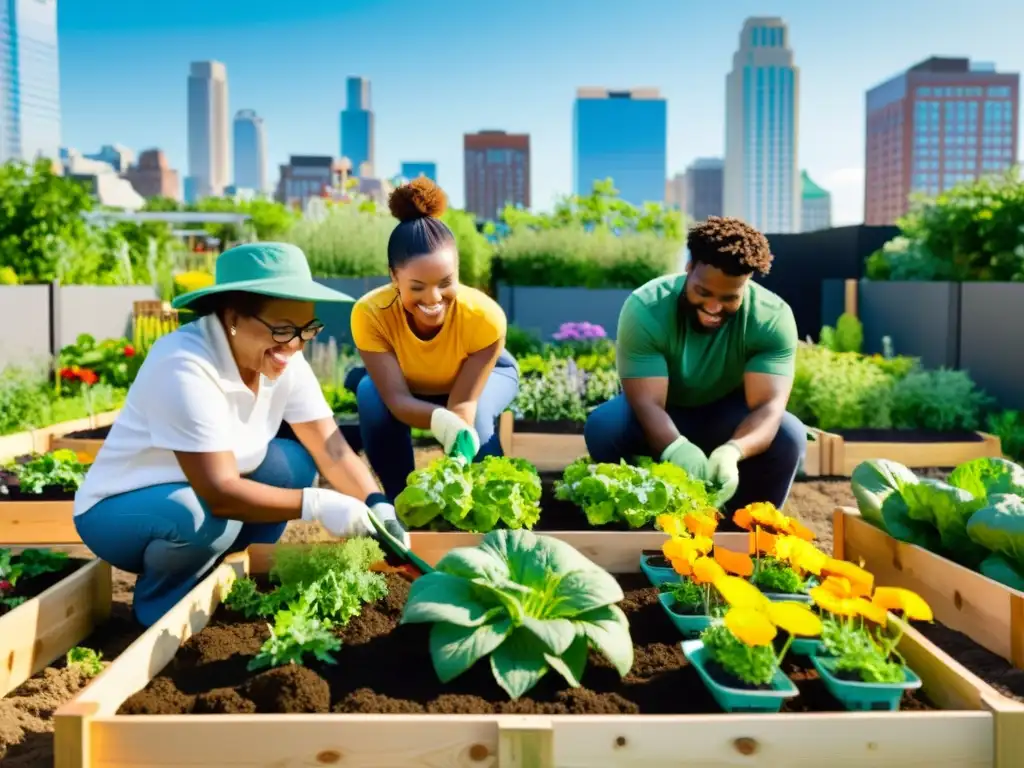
[367,498,411,549]
[301,488,375,539]
[430,407,480,462]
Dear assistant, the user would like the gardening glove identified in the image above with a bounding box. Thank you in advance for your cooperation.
[661,435,710,481]
[364,493,411,549]
[707,441,743,506]
[301,488,375,539]
[430,408,479,463]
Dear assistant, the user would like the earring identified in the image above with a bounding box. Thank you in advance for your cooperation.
[230,326,237,336]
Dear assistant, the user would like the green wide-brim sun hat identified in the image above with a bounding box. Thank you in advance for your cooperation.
[171,242,355,310]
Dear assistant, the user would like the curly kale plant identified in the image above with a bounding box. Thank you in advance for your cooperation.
[401,529,633,698]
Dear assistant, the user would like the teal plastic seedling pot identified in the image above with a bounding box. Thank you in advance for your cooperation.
[810,654,922,711]
[639,552,679,587]
[681,639,799,713]
[656,592,711,639]
[789,637,824,656]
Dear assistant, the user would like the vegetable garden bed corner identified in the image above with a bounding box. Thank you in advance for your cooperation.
[54,533,1024,768]
[0,557,112,697]
[804,430,1003,478]
[834,506,1024,670]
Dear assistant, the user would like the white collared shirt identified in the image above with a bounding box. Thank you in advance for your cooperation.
[73,314,333,517]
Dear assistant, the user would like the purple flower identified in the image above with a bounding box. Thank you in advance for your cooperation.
[553,321,607,341]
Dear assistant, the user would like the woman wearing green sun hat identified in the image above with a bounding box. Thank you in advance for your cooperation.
[73,242,409,627]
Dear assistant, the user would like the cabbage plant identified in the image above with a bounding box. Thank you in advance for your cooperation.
[400,529,633,698]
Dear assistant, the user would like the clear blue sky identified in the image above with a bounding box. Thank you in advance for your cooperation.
[58,0,1024,224]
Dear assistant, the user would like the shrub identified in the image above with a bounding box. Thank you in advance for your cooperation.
[889,369,992,432]
[819,314,863,354]
[789,346,895,431]
[282,203,391,277]
[441,208,493,290]
[493,226,679,288]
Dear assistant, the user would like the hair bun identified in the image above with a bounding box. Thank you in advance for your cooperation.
[388,177,448,222]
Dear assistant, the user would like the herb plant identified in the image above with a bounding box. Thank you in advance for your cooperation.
[222,539,388,671]
[556,458,713,528]
[395,456,542,533]
[401,529,634,699]
[66,647,104,676]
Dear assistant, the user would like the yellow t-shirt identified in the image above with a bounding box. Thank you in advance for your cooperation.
[350,284,507,394]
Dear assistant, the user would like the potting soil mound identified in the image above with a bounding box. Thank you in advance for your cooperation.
[118,573,935,716]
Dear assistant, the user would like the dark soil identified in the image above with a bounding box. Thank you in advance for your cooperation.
[0,557,86,618]
[515,419,586,435]
[62,426,110,440]
[830,428,984,443]
[0,468,76,502]
[116,572,935,716]
[912,620,1024,702]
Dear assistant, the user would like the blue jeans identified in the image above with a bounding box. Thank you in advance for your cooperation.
[348,352,520,501]
[583,391,808,516]
[74,438,317,627]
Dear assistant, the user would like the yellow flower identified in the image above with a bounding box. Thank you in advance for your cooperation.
[713,546,754,577]
[684,513,718,538]
[809,585,859,617]
[691,556,725,585]
[725,607,777,646]
[766,601,823,637]
[656,514,688,538]
[772,535,828,576]
[734,502,786,532]
[76,451,95,465]
[871,587,933,622]
[820,559,874,597]
[853,598,889,626]
[715,575,770,610]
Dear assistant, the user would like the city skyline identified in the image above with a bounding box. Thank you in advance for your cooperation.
[43,0,1024,223]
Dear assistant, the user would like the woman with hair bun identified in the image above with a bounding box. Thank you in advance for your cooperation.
[347,178,519,500]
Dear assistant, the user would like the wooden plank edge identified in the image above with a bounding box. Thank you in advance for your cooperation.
[0,500,81,545]
[0,410,120,463]
[0,558,112,697]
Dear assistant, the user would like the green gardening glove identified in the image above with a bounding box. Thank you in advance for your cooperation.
[661,435,710,481]
[430,408,480,464]
[707,441,743,507]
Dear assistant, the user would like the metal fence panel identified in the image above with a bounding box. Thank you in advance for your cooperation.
[857,281,959,368]
[0,286,52,371]
[959,282,1024,409]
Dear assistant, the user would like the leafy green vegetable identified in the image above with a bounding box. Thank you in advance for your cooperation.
[948,457,1024,498]
[701,623,777,686]
[850,459,939,549]
[902,478,987,567]
[819,617,905,684]
[249,603,342,671]
[400,529,633,699]
[66,647,104,676]
[966,494,1024,590]
[555,457,713,528]
[395,456,542,533]
[5,449,92,494]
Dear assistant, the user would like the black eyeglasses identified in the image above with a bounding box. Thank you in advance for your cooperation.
[253,316,325,343]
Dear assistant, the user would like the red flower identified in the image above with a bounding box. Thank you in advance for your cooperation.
[59,367,77,380]
[123,345,136,357]
[79,369,99,385]
[0,580,11,592]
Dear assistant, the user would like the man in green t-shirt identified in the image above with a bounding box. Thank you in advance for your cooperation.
[583,216,806,516]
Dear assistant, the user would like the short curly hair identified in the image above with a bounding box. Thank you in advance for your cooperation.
[687,216,773,277]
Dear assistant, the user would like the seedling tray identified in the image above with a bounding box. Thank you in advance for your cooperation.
[54,530,1024,768]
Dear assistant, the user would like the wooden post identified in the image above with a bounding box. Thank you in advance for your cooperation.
[498,411,514,456]
[498,717,554,768]
[843,278,858,318]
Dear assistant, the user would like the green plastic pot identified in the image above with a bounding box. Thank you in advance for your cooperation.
[762,590,813,604]
[656,592,711,639]
[682,639,799,713]
[789,637,824,656]
[810,654,921,711]
[639,553,680,587]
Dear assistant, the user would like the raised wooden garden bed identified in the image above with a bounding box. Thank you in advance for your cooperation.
[0,500,78,545]
[54,531,1024,768]
[835,505,1024,670]
[501,412,587,472]
[803,428,1003,477]
[50,409,121,457]
[0,554,112,697]
[0,410,120,463]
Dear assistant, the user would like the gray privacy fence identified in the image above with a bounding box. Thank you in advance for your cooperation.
[821,279,1024,409]
[497,284,632,341]
[0,283,159,371]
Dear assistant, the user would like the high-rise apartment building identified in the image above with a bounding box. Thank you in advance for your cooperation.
[0,0,61,163]
[85,144,134,173]
[400,162,437,182]
[684,157,724,222]
[800,170,832,232]
[724,17,801,233]
[665,173,686,211]
[864,57,1019,225]
[573,87,667,206]
[341,76,374,176]
[233,109,268,193]
[463,130,530,221]
[123,149,181,200]
[187,61,230,199]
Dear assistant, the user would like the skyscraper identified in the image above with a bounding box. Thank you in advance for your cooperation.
[187,61,230,199]
[800,170,832,232]
[341,76,374,176]
[463,130,530,221]
[684,157,725,222]
[0,0,61,163]
[573,87,667,206]
[864,57,1019,225]
[724,17,801,233]
[400,162,437,182]
[233,109,268,193]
